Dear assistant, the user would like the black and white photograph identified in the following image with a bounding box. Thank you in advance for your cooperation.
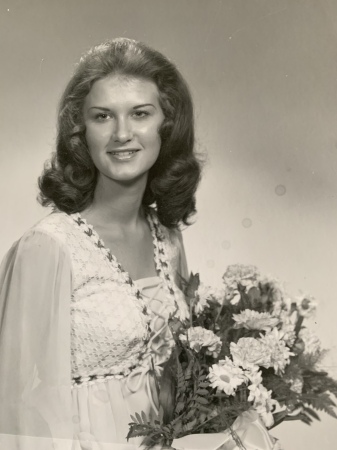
[0,1,336,449]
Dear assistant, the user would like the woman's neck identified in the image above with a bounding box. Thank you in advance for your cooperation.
[83,175,147,228]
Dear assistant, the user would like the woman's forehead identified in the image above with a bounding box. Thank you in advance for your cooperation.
[85,75,161,107]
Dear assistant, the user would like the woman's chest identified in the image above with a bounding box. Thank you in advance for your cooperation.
[71,278,150,379]
[93,225,157,280]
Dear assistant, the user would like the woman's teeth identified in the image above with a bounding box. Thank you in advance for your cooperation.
[110,150,138,160]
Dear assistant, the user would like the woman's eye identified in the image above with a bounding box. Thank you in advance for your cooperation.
[133,111,149,119]
[95,113,111,121]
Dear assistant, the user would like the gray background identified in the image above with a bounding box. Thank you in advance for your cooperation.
[1,0,337,448]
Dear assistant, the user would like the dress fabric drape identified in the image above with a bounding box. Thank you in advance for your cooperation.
[0,230,73,450]
[0,210,189,450]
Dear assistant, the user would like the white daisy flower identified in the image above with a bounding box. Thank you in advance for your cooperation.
[208,357,247,396]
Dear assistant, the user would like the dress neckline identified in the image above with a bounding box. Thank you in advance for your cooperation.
[70,209,158,283]
[68,209,180,317]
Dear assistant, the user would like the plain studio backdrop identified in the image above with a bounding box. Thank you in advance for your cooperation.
[1,0,337,448]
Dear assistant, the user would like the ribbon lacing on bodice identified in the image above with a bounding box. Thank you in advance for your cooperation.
[69,209,188,392]
[125,278,177,414]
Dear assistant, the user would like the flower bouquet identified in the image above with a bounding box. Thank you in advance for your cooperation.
[127,264,337,450]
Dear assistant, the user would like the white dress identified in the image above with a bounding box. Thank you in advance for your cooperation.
[0,209,189,450]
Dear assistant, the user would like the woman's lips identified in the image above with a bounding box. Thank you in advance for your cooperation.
[108,149,140,160]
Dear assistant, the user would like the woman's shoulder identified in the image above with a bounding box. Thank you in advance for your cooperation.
[14,211,75,254]
[1,212,74,275]
[28,211,74,240]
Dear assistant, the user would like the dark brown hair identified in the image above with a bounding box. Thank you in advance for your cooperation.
[39,38,201,228]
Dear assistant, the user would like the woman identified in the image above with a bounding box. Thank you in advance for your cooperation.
[0,38,279,450]
[0,38,200,450]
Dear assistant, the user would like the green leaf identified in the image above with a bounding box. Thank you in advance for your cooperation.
[196,388,209,396]
[299,413,313,425]
[184,360,194,382]
[195,396,209,405]
[172,421,183,435]
[159,351,177,424]
[185,273,200,298]
[176,401,185,414]
[198,405,213,414]
[185,408,197,420]
[270,410,290,428]
[126,423,154,441]
[303,407,321,421]
[127,428,149,439]
[176,358,186,395]
[183,418,198,432]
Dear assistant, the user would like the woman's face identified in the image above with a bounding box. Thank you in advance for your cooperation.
[83,75,164,186]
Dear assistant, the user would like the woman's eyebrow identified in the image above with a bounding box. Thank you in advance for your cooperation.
[88,106,111,111]
[133,104,155,109]
[88,104,156,111]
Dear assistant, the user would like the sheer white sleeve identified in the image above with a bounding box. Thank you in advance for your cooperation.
[0,230,74,450]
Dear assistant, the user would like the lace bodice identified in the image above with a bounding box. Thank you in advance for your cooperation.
[34,210,189,382]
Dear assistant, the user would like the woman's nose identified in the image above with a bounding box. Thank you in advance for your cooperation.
[112,117,132,143]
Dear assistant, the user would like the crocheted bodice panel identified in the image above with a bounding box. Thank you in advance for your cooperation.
[34,211,188,381]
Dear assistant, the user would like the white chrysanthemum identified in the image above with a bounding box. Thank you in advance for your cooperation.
[295,294,317,318]
[233,310,279,331]
[208,357,247,395]
[180,326,222,357]
[259,328,294,374]
[298,328,321,354]
[194,283,225,314]
[230,337,271,370]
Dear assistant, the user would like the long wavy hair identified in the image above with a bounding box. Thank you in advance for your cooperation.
[39,38,201,228]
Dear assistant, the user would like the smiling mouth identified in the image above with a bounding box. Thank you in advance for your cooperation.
[108,149,140,160]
